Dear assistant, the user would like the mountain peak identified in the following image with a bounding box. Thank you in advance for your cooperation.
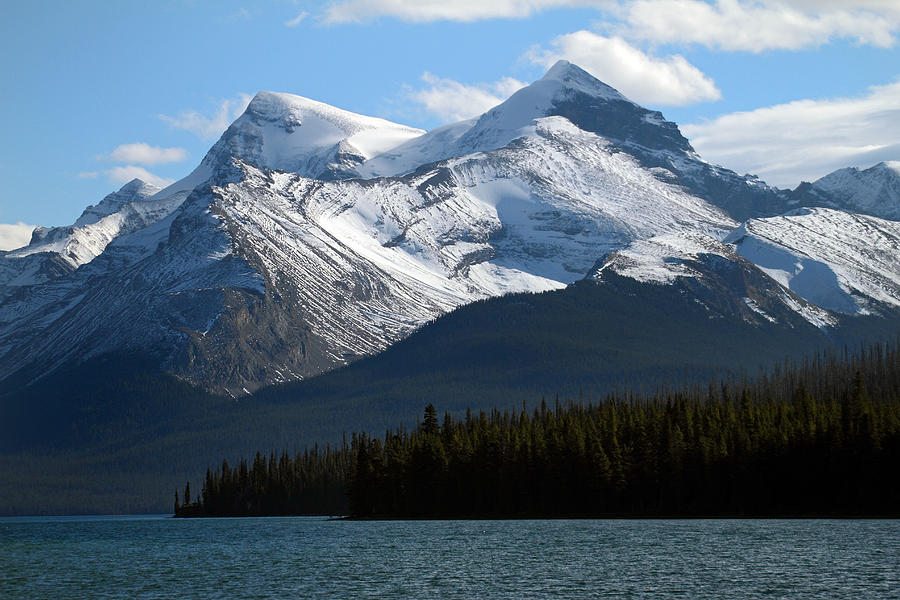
[542,59,574,77]
[538,60,626,102]
[74,178,161,227]
[449,60,690,159]
[118,178,158,195]
[876,161,900,175]
[198,90,424,179]
[809,160,900,220]
[243,91,331,127]
[815,161,900,184]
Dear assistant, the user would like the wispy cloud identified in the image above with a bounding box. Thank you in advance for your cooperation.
[408,73,526,122]
[614,0,900,52]
[527,31,721,106]
[106,165,175,189]
[322,0,609,23]
[682,80,900,188]
[103,143,188,166]
[0,222,36,251]
[159,94,253,141]
[77,171,99,179]
[285,11,308,27]
[222,7,251,23]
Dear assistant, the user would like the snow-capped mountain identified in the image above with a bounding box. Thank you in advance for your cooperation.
[362,60,787,222]
[1,61,897,395]
[0,178,183,301]
[794,161,900,221]
[192,91,425,183]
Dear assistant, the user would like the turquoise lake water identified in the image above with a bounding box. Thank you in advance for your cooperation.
[1,516,898,598]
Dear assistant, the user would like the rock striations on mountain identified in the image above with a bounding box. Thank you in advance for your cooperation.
[1,61,898,395]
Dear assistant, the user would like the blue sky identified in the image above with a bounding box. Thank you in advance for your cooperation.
[1,0,899,248]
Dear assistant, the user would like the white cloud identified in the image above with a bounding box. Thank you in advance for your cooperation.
[285,11,308,26]
[322,0,608,23]
[319,0,900,52]
[77,171,99,179]
[682,80,900,188]
[105,143,188,166]
[409,73,526,122]
[159,94,253,141]
[321,0,900,51]
[527,31,721,106]
[106,166,175,189]
[616,0,900,52]
[783,0,900,12]
[0,222,36,251]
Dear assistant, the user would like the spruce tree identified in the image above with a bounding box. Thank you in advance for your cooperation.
[423,403,439,436]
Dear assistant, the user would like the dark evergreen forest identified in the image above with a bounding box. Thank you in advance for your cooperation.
[177,340,900,518]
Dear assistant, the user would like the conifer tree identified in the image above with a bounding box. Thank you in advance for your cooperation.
[423,403,439,435]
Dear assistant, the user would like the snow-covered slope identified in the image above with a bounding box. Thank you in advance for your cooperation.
[361,61,788,222]
[0,183,265,387]
[221,112,733,306]
[725,208,900,315]
[0,179,182,300]
[595,232,837,329]
[143,91,427,208]
[13,180,174,268]
[597,233,738,285]
[806,162,900,221]
[73,179,160,227]
[199,91,423,181]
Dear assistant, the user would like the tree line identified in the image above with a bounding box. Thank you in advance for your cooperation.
[175,340,900,518]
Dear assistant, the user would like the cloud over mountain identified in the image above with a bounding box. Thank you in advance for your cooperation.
[683,79,900,187]
[408,73,526,121]
[0,222,35,251]
[527,31,721,106]
[159,94,253,141]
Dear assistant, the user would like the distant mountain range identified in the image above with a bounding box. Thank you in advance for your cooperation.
[1,60,898,398]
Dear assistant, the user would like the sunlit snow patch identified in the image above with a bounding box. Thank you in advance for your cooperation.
[596,233,729,284]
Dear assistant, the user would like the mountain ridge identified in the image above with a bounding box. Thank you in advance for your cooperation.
[1,61,898,396]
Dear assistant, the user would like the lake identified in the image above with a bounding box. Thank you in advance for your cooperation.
[2,516,898,598]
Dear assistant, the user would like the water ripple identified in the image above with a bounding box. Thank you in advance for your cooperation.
[1,517,898,599]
